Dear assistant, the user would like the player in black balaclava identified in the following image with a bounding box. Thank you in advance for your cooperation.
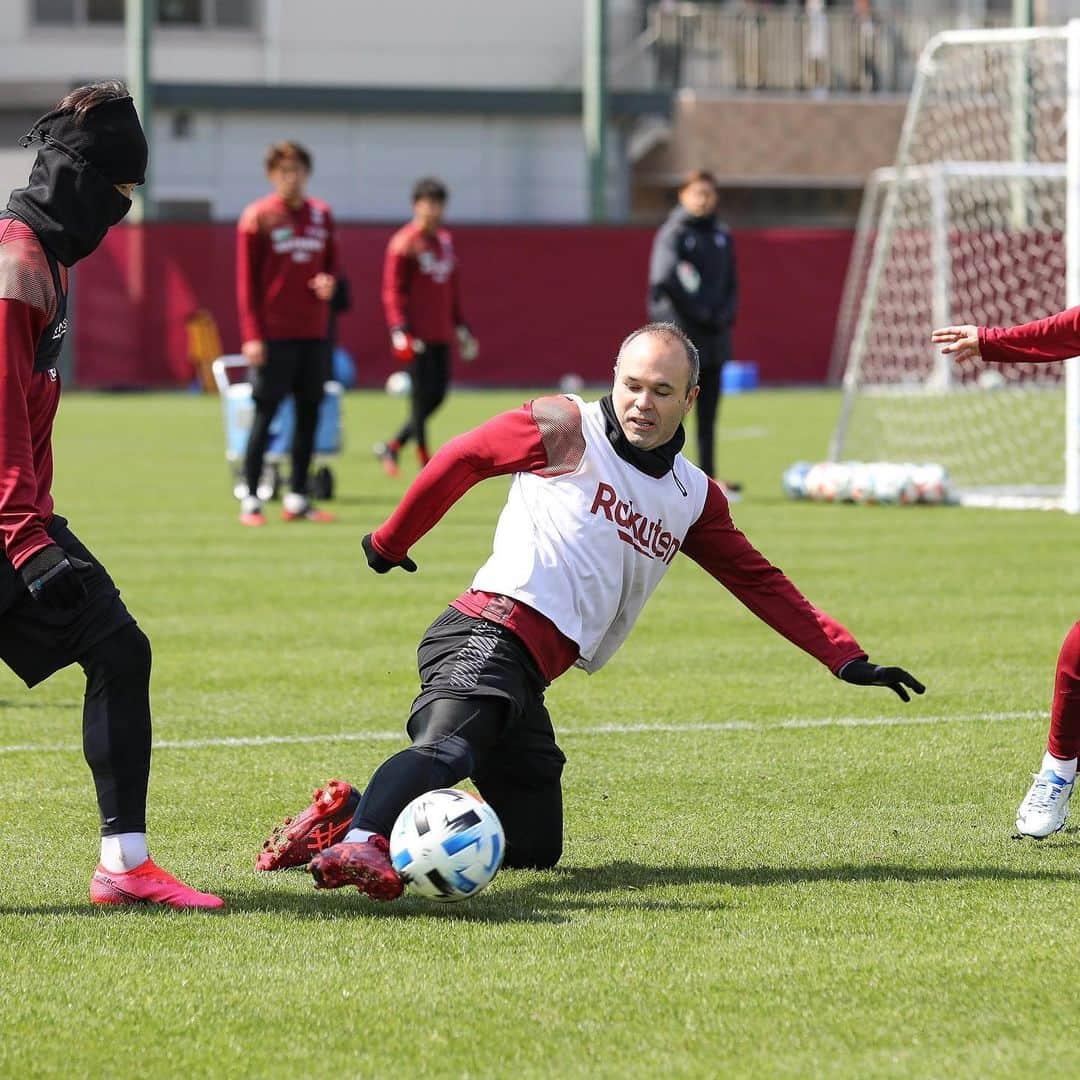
[0,82,223,909]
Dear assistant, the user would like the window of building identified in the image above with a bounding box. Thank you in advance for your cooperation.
[32,0,255,28]
[87,0,123,21]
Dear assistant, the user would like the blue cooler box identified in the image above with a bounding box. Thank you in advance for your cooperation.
[222,381,343,461]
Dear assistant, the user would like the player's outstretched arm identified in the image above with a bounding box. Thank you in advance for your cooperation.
[931,324,980,363]
[935,307,1080,366]
[838,659,926,703]
[364,401,561,573]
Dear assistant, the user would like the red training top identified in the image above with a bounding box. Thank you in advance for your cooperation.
[381,221,465,344]
[0,218,64,568]
[368,398,866,682]
[236,193,337,344]
[979,306,1080,364]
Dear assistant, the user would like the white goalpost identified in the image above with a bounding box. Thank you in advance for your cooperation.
[830,22,1080,511]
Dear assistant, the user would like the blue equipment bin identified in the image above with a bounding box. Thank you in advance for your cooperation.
[722,361,759,393]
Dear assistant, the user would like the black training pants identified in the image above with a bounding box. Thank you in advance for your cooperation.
[244,338,330,496]
[352,608,566,869]
[392,342,450,452]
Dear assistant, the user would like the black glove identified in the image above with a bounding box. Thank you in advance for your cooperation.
[362,533,417,574]
[19,544,92,609]
[839,659,925,703]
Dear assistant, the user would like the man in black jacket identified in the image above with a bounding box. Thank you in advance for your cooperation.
[647,169,738,488]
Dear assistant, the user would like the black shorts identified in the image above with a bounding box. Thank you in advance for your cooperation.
[409,607,566,787]
[250,338,330,407]
[0,517,135,687]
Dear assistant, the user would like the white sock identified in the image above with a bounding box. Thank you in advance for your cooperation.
[100,833,149,873]
[343,828,374,844]
[1042,751,1078,782]
[283,491,309,514]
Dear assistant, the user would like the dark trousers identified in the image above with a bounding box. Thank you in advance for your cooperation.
[695,366,722,479]
[392,342,450,452]
[687,329,731,479]
[0,518,151,835]
[352,608,566,869]
[243,338,330,497]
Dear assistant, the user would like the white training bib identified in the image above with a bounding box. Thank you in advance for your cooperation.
[471,397,708,673]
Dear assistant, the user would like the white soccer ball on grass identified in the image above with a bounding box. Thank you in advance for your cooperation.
[389,789,505,903]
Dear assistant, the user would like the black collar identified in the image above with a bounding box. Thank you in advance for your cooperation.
[598,394,685,478]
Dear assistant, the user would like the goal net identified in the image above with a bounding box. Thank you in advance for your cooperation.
[829,26,1078,510]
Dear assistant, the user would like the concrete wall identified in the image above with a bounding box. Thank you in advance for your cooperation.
[154,108,590,222]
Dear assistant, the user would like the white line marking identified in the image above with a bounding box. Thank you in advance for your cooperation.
[0,710,1044,756]
[719,425,770,441]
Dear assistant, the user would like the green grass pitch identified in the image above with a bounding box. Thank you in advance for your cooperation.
[2,386,1078,1078]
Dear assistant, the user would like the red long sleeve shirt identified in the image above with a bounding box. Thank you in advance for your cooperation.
[381,222,464,344]
[370,401,866,682]
[0,218,63,568]
[236,193,337,343]
[979,306,1080,364]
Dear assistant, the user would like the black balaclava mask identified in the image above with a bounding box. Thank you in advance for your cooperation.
[5,96,148,266]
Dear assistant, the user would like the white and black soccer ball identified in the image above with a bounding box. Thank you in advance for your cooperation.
[385,370,412,397]
[389,789,505,903]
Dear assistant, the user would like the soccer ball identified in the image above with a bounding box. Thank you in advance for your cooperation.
[781,461,811,499]
[911,462,951,505]
[385,370,412,396]
[872,463,918,505]
[558,373,585,394]
[389,789,505,903]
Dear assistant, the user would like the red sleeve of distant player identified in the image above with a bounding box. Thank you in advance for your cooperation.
[381,231,411,331]
[370,396,583,563]
[450,250,465,328]
[979,307,1080,364]
[323,207,338,277]
[681,479,867,674]
[236,204,265,343]
[0,296,53,565]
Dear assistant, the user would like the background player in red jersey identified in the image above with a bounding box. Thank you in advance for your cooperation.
[0,82,221,909]
[236,141,338,525]
[256,322,923,899]
[934,312,1080,838]
[374,177,478,476]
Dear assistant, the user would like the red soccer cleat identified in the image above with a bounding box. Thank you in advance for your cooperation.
[374,442,400,478]
[280,505,336,523]
[89,858,224,910]
[308,835,404,901]
[239,509,266,527]
[255,779,361,871]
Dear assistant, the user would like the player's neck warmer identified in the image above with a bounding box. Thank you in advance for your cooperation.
[5,97,147,266]
[599,394,685,478]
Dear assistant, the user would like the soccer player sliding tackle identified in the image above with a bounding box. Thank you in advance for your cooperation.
[258,323,924,899]
[934,313,1080,838]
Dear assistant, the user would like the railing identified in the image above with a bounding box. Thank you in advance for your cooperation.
[631,5,1014,94]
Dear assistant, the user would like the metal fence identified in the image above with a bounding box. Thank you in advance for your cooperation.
[636,5,1014,94]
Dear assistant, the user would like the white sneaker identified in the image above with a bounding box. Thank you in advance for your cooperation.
[1015,770,1074,838]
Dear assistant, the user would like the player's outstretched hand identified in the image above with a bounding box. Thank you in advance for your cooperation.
[19,543,91,609]
[362,533,417,574]
[839,659,925,702]
[930,324,981,363]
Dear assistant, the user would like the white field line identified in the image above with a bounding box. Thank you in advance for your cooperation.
[0,709,1044,757]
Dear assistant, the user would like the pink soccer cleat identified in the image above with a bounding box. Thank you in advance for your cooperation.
[309,835,404,901]
[280,493,336,522]
[255,779,361,871]
[89,858,224,910]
